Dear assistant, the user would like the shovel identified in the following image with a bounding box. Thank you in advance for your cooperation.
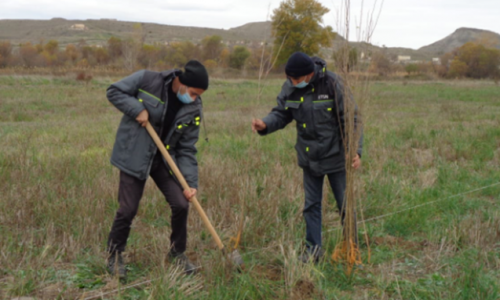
[145,122,244,269]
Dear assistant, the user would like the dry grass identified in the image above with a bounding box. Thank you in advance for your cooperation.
[0,76,499,299]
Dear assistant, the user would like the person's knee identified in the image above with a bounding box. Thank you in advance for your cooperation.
[117,205,139,222]
[172,199,189,215]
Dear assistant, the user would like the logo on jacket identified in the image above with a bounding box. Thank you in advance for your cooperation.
[318,94,329,100]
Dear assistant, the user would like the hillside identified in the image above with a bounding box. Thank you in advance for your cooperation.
[0,18,273,47]
[419,27,500,55]
[1,19,499,62]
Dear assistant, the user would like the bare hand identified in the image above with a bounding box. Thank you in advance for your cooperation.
[352,154,361,170]
[183,188,197,202]
[136,109,149,127]
[252,118,267,133]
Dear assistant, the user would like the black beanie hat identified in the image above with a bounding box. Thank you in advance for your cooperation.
[285,52,315,77]
[179,60,209,90]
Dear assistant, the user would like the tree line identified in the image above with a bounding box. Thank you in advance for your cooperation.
[0,35,262,72]
[0,0,498,79]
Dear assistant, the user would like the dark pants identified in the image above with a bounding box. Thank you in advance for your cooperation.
[303,169,355,250]
[107,155,189,254]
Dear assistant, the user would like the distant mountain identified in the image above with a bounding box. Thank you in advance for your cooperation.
[419,27,500,55]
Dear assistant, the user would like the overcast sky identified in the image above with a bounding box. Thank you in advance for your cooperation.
[1,0,499,49]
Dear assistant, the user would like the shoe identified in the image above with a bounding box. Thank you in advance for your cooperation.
[169,251,197,275]
[299,247,324,264]
[107,252,127,280]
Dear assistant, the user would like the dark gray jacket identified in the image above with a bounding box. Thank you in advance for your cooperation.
[107,69,202,188]
[260,57,363,176]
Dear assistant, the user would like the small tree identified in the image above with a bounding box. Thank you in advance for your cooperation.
[122,23,145,71]
[166,41,199,67]
[370,52,392,76]
[19,42,38,67]
[201,35,223,62]
[44,40,59,55]
[136,44,154,68]
[405,63,418,75]
[94,47,110,65]
[0,41,12,67]
[271,0,334,66]
[219,48,230,68]
[203,59,217,71]
[65,44,79,64]
[333,46,358,72]
[448,59,467,78]
[229,46,251,70]
[107,37,123,59]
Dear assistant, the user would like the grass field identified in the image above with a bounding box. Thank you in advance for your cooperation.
[1,75,499,299]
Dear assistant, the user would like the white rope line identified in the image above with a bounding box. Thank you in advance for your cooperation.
[80,181,500,299]
[362,181,500,223]
[325,181,500,233]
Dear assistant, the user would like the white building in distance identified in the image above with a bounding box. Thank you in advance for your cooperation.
[70,24,87,31]
[397,55,411,62]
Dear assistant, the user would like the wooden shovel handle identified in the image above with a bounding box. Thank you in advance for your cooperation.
[145,122,225,251]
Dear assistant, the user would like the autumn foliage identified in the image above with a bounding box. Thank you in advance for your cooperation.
[440,42,500,79]
[0,35,258,72]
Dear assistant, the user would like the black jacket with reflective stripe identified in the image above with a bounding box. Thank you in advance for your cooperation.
[107,69,202,187]
[260,57,363,175]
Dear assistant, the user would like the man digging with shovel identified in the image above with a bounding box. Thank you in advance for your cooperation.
[106,60,208,279]
[252,52,363,264]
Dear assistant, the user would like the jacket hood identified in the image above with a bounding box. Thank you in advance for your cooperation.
[311,56,327,69]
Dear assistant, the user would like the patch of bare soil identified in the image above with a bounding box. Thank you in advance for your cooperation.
[251,265,282,281]
[372,235,429,251]
[291,279,316,300]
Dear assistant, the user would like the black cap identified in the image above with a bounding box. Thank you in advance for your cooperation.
[285,52,315,77]
[178,60,209,90]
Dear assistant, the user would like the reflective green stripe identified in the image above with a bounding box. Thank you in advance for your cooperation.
[303,123,306,128]
[313,99,334,103]
[166,145,170,150]
[312,88,315,92]
[322,67,326,72]
[195,116,201,121]
[286,100,301,103]
[300,97,304,102]
[138,89,164,104]
[195,122,200,126]
[139,98,143,102]
[306,147,309,152]
[183,124,188,127]
[177,125,182,129]
[328,108,333,111]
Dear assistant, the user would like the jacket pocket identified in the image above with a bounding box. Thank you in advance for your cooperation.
[313,100,334,123]
[137,89,162,108]
[285,100,304,122]
[168,116,197,149]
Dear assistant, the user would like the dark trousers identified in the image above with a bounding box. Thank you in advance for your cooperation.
[303,169,355,250]
[107,155,189,254]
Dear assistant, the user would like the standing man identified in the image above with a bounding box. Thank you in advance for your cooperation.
[106,60,209,278]
[252,52,363,263]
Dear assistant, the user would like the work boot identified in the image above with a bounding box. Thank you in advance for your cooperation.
[107,251,127,280]
[299,247,324,264]
[169,251,197,275]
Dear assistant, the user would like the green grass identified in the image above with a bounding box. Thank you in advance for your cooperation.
[0,76,499,299]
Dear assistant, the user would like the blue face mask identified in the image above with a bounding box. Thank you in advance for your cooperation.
[177,89,194,104]
[294,80,308,89]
